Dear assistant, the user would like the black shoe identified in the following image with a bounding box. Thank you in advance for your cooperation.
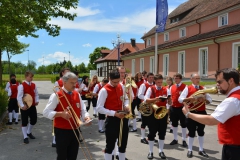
[182,140,187,147]
[112,155,114,160]
[98,130,105,133]
[169,129,173,133]
[27,133,36,139]
[159,152,166,159]
[136,118,142,122]
[187,151,193,158]
[147,152,153,159]
[199,151,209,158]
[6,122,12,125]
[52,143,56,147]
[141,138,149,144]
[15,122,18,124]
[93,114,98,118]
[24,138,29,144]
[129,128,137,132]
[116,155,128,160]
[169,139,178,145]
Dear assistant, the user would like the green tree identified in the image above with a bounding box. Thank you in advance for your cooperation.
[89,47,109,69]
[78,63,86,73]
[0,0,78,84]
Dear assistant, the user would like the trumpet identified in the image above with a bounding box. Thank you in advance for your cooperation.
[53,86,93,160]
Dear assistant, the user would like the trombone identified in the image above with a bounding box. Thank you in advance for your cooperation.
[53,86,93,160]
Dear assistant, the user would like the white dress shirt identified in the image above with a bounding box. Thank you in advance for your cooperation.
[93,83,102,94]
[5,82,10,92]
[178,84,212,104]
[43,87,89,120]
[17,81,39,108]
[96,82,129,117]
[211,86,240,123]
[144,85,171,109]
[138,82,154,100]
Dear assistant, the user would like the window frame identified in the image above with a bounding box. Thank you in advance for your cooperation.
[149,56,155,73]
[164,32,169,42]
[131,59,135,76]
[218,13,228,27]
[199,47,208,77]
[178,51,185,77]
[147,38,151,46]
[163,54,169,77]
[179,27,186,38]
[140,58,144,72]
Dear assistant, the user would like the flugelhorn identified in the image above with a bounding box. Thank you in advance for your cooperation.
[184,86,218,111]
[53,86,93,159]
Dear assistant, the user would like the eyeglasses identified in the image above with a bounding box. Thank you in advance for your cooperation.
[216,79,225,84]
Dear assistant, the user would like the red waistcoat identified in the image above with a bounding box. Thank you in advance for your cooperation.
[22,82,36,106]
[218,89,240,145]
[54,90,81,129]
[58,79,63,87]
[104,83,123,111]
[10,84,18,99]
[171,84,186,107]
[187,85,205,111]
[132,87,137,99]
[136,79,144,89]
[89,82,98,92]
[150,86,167,107]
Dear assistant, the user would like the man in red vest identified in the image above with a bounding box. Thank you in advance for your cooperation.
[43,72,91,160]
[179,73,212,158]
[138,72,154,144]
[144,74,170,159]
[169,73,187,147]
[96,69,130,160]
[6,78,19,125]
[17,71,39,144]
[182,68,240,160]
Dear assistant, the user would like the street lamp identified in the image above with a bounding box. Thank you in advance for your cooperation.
[111,33,125,66]
[26,50,29,71]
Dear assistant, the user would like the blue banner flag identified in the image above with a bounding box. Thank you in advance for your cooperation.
[156,0,168,33]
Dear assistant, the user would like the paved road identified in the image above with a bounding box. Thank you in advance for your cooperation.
[0,81,223,160]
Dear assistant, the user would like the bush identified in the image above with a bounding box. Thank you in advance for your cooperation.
[51,76,60,83]
[0,88,8,117]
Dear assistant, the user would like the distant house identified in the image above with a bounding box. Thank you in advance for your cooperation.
[121,0,240,79]
[95,39,145,79]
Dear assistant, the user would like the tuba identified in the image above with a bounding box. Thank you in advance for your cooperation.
[184,86,218,111]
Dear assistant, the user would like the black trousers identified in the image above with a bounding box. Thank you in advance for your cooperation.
[148,113,168,140]
[222,145,240,160]
[81,95,91,111]
[141,115,149,129]
[170,106,186,128]
[135,97,141,111]
[98,113,106,120]
[20,106,37,126]
[105,117,129,154]
[131,98,139,116]
[8,98,19,113]
[55,127,80,160]
[186,110,206,137]
[91,97,97,108]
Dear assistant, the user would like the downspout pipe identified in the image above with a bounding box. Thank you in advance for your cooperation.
[213,38,220,70]
[196,19,201,34]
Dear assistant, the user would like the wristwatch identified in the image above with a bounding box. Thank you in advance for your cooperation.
[185,111,190,118]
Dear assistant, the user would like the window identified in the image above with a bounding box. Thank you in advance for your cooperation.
[218,13,228,27]
[163,54,169,77]
[178,51,185,76]
[140,58,144,72]
[179,27,186,38]
[199,48,208,77]
[147,38,151,46]
[164,32,169,41]
[150,56,155,73]
[131,59,135,75]
[232,42,240,68]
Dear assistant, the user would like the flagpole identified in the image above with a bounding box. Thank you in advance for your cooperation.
[154,31,158,75]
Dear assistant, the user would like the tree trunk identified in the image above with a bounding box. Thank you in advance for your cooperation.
[7,50,11,74]
[0,49,2,85]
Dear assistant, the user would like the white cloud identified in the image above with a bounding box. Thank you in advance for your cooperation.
[37,51,89,66]
[61,6,101,17]
[82,43,92,47]
[41,41,45,44]
[57,43,64,46]
[50,4,180,35]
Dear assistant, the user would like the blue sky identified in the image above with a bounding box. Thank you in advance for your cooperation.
[3,0,187,68]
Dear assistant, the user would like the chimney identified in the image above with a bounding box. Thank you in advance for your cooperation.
[130,38,136,47]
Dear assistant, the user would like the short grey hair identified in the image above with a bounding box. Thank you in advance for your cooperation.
[190,73,199,79]
[62,72,78,82]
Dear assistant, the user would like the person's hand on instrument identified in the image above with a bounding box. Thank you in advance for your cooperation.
[61,109,72,120]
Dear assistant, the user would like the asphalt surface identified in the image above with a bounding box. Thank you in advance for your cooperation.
[0,81,224,160]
